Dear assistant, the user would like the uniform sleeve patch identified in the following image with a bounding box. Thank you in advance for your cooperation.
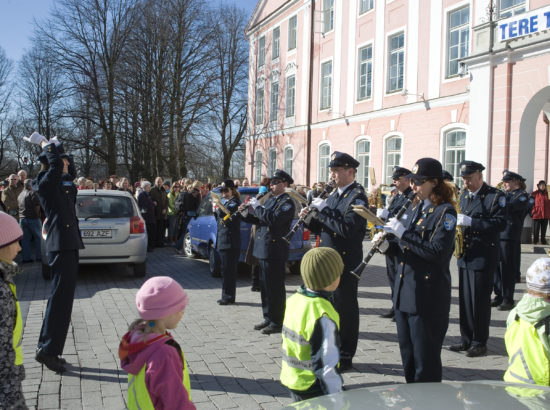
[499,196,506,207]
[444,214,456,231]
[281,203,292,212]
[354,199,365,206]
[529,197,535,204]
[519,195,527,202]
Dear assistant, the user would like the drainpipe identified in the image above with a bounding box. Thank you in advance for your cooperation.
[503,56,513,170]
[305,0,315,187]
[485,4,495,182]
[545,114,549,181]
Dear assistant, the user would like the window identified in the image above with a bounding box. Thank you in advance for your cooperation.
[447,6,469,77]
[255,86,264,125]
[254,151,263,184]
[499,0,525,18]
[268,148,277,176]
[359,0,374,14]
[388,32,404,93]
[288,15,297,50]
[357,45,373,100]
[444,129,466,188]
[270,82,279,122]
[320,61,332,110]
[322,0,334,34]
[258,36,266,67]
[286,75,296,117]
[272,27,280,60]
[356,139,370,188]
[318,144,331,183]
[385,136,402,185]
[284,147,293,177]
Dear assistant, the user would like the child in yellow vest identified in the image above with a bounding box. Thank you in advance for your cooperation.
[280,247,344,402]
[119,276,195,410]
[0,212,26,408]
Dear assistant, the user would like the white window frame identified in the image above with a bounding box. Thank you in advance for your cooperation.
[255,85,264,126]
[254,150,263,184]
[357,44,373,101]
[283,145,294,178]
[268,148,277,176]
[383,134,403,186]
[498,0,526,18]
[446,5,470,78]
[286,75,296,118]
[359,0,374,15]
[270,81,279,123]
[322,0,334,34]
[387,32,405,94]
[288,15,297,50]
[355,137,371,189]
[258,35,266,68]
[272,27,280,60]
[441,125,467,188]
[318,142,331,183]
[320,60,333,110]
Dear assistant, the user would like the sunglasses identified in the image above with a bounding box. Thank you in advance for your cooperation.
[411,178,428,186]
[270,179,282,185]
[220,188,229,192]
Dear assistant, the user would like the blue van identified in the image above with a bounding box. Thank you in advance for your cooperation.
[182,187,311,276]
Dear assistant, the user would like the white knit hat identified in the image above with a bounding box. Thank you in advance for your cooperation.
[526,258,550,294]
[0,212,23,248]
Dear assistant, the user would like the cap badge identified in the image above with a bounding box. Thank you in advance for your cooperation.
[460,164,467,173]
[331,153,336,160]
[412,164,419,174]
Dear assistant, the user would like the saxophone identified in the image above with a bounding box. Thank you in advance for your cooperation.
[453,186,464,259]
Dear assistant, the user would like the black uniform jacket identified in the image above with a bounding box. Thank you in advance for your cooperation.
[243,192,295,261]
[388,187,413,218]
[32,143,84,253]
[457,183,506,271]
[393,202,456,315]
[306,182,368,269]
[500,189,529,241]
[215,196,241,250]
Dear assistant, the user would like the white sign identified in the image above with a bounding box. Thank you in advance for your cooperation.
[498,6,550,42]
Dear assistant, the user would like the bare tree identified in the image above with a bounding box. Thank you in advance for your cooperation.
[0,47,13,172]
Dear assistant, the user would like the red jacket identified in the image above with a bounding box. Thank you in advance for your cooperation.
[531,189,550,219]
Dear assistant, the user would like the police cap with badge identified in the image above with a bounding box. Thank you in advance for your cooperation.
[501,170,526,182]
[270,169,294,185]
[392,166,412,180]
[219,179,235,191]
[406,157,443,181]
[328,151,360,169]
[459,160,485,176]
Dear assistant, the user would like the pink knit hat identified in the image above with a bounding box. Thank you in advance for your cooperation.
[136,276,189,320]
[0,212,23,248]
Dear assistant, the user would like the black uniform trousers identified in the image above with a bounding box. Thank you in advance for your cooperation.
[494,240,519,303]
[394,309,448,383]
[258,259,286,326]
[458,267,492,347]
[219,248,239,302]
[385,254,397,312]
[38,250,79,356]
[334,270,359,362]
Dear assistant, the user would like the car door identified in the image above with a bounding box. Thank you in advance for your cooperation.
[187,193,216,258]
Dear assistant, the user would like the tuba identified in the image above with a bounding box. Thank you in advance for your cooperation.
[453,187,464,259]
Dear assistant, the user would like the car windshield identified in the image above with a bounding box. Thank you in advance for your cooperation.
[76,196,134,219]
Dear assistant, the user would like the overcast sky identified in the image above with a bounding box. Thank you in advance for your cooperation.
[0,0,259,63]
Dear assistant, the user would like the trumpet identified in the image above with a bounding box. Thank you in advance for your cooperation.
[283,181,335,244]
[350,192,416,279]
[453,187,464,259]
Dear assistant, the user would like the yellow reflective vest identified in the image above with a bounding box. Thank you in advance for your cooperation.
[127,348,191,410]
[280,292,339,391]
[9,283,23,366]
[504,314,550,386]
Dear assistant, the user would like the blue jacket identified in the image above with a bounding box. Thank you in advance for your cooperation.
[32,143,84,253]
[215,196,241,250]
[500,188,530,241]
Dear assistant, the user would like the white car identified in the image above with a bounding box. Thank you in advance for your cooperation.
[41,189,148,278]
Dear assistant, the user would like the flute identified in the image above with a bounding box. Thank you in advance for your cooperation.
[282,181,335,244]
[350,191,416,279]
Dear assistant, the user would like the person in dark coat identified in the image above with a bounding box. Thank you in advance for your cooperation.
[240,170,295,335]
[376,166,412,319]
[18,178,42,263]
[174,182,201,252]
[214,180,241,305]
[302,151,368,371]
[383,158,456,383]
[531,180,550,244]
[150,177,168,248]
[450,160,506,358]
[138,181,156,252]
[24,132,84,373]
[492,171,530,310]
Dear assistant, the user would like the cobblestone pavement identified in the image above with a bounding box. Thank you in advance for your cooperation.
[15,243,549,409]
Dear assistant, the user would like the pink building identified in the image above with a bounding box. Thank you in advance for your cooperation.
[244,0,550,194]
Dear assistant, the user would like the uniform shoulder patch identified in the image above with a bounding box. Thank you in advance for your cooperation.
[499,196,506,207]
[281,203,292,212]
[353,199,365,206]
[529,197,535,204]
[444,213,456,231]
[519,195,527,202]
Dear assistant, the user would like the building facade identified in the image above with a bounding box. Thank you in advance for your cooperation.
[244,0,550,194]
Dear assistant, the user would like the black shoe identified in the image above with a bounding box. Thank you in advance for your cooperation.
[217,299,234,305]
[449,343,470,352]
[542,240,548,245]
[35,348,66,373]
[251,285,260,292]
[261,325,282,335]
[466,345,487,357]
[339,359,353,372]
[254,320,270,330]
[498,302,515,311]
[491,298,503,307]
[380,309,395,319]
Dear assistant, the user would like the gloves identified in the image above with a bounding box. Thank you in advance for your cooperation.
[383,217,406,239]
[376,208,389,219]
[310,197,327,212]
[248,197,260,209]
[212,203,218,213]
[49,136,61,146]
[371,231,385,244]
[23,131,47,145]
[457,214,472,227]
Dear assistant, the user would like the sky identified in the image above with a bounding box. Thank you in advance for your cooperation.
[0,0,259,63]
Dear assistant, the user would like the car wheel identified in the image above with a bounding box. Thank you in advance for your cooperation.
[42,263,52,280]
[209,245,221,278]
[133,262,146,277]
[183,232,197,258]
[287,260,301,275]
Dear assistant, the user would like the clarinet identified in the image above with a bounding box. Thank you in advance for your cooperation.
[350,191,416,279]
[282,181,335,244]
[230,190,269,222]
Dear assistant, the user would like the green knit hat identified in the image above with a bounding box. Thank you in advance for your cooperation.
[300,247,344,290]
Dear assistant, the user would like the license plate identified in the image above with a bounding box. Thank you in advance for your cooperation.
[82,229,112,239]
